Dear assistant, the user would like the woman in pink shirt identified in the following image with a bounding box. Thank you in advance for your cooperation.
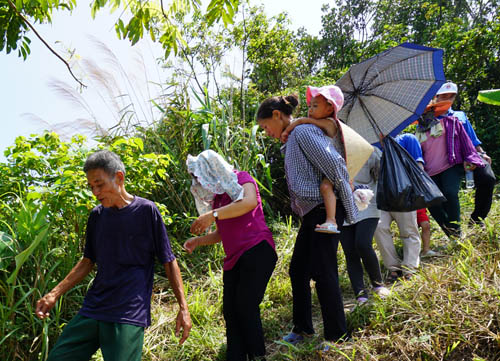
[416,101,483,238]
[183,150,277,361]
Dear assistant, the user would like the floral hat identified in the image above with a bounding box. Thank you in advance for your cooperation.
[186,150,244,215]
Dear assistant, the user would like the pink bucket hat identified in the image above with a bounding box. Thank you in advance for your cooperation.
[306,85,344,116]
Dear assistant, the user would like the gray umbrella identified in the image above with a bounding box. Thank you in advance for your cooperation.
[336,43,446,145]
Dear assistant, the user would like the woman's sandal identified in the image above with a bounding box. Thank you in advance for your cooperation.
[283,331,305,345]
[315,222,340,234]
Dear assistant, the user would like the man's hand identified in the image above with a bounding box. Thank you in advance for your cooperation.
[34,258,94,320]
[35,293,58,319]
[175,307,192,344]
[164,259,192,345]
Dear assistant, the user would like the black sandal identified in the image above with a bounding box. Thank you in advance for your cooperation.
[386,271,401,284]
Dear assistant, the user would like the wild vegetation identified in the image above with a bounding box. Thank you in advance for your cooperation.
[145,192,500,361]
[1,0,499,360]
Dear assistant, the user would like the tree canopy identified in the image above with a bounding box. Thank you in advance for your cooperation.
[0,0,240,60]
[1,1,500,359]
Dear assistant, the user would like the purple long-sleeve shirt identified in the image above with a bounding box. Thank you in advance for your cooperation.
[443,115,484,168]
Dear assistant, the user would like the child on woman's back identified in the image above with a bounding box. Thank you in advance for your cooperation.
[281,85,349,234]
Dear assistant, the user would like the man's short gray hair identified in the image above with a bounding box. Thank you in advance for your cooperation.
[83,150,126,177]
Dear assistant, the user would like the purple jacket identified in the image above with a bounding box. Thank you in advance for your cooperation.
[443,115,484,168]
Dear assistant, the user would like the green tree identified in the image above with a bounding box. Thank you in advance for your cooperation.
[1,0,240,84]
[317,1,373,74]
[236,6,303,94]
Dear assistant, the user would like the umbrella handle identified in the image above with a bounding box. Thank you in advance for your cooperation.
[378,133,385,147]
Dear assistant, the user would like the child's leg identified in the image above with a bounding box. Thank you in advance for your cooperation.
[420,221,431,253]
[416,209,432,253]
[319,178,337,225]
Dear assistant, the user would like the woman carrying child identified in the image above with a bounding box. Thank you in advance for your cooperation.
[280,85,351,234]
[281,86,387,303]
[257,88,373,349]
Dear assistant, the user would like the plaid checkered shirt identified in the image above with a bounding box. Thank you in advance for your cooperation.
[281,124,358,223]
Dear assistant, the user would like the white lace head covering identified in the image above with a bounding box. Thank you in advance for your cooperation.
[186,150,244,215]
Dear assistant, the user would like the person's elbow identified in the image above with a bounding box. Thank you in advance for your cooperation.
[240,183,259,213]
[249,197,258,210]
[80,257,95,272]
[242,197,258,212]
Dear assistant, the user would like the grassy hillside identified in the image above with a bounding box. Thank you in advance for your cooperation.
[115,189,500,361]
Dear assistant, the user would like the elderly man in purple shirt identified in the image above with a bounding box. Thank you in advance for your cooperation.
[35,150,191,361]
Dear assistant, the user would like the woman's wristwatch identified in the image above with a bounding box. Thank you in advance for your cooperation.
[212,210,219,220]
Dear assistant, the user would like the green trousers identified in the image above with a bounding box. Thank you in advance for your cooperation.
[429,164,464,237]
[47,314,144,361]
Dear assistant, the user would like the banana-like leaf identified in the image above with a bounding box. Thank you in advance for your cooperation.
[6,225,49,285]
[0,231,15,269]
[477,89,500,106]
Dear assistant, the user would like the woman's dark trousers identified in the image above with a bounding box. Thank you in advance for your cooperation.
[289,203,348,342]
[340,217,383,298]
[223,241,277,361]
[472,162,496,223]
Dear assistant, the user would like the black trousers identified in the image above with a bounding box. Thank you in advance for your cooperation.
[340,217,383,298]
[223,241,277,361]
[472,162,496,222]
[290,203,348,341]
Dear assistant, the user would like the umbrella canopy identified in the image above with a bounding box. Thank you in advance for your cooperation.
[477,89,500,105]
[336,43,445,145]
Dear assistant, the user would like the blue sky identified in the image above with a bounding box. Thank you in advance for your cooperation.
[0,0,325,160]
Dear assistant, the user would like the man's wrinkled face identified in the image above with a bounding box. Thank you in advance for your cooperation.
[86,168,122,208]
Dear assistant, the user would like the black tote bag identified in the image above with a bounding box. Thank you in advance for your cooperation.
[376,136,446,212]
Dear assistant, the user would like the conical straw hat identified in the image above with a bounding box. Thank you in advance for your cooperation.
[334,119,374,180]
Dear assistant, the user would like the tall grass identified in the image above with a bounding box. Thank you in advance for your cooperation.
[140,190,499,361]
[0,195,72,361]
[136,85,288,228]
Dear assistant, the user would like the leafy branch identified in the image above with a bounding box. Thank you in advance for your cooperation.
[6,0,86,87]
[7,0,87,88]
